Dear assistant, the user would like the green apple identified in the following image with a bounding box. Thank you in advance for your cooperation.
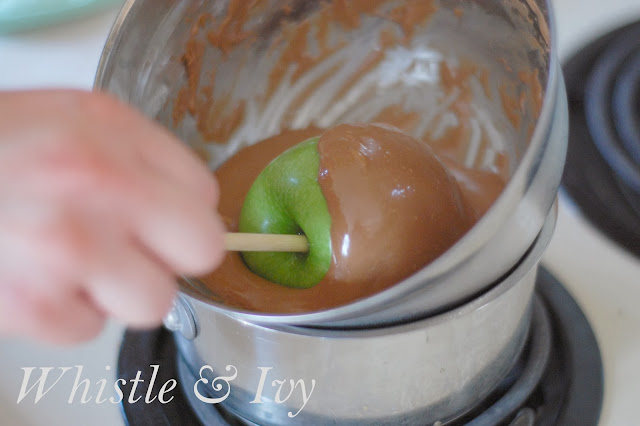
[238,137,332,288]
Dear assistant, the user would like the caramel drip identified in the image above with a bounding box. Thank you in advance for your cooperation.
[494,152,510,180]
[264,0,389,101]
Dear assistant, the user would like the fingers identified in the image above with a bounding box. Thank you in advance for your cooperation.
[121,166,227,277]
[87,91,219,204]
[129,124,219,206]
[0,164,222,336]
[0,90,228,343]
[0,90,226,278]
[0,202,90,281]
[0,90,219,205]
[85,234,178,329]
[0,284,105,345]
[0,208,178,333]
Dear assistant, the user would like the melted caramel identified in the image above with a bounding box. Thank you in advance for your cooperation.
[200,125,503,313]
[171,1,545,313]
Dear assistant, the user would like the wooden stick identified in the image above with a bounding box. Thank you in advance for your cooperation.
[224,233,309,253]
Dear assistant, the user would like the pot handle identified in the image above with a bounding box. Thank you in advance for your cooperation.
[163,295,198,340]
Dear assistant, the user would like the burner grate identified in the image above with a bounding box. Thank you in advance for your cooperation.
[562,20,640,255]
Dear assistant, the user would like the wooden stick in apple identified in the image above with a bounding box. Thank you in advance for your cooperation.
[224,233,309,253]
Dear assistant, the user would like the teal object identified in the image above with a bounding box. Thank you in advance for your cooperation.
[0,0,122,34]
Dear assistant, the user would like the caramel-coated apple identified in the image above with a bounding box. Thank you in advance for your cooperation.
[238,124,476,291]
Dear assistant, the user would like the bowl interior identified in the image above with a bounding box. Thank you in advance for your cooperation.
[96,0,553,317]
[101,0,549,170]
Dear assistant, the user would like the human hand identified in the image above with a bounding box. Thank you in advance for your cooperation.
[0,90,225,344]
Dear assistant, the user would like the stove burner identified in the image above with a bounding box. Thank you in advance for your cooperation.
[118,269,602,426]
[562,21,640,255]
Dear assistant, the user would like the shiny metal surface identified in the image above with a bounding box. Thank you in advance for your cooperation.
[172,211,556,425]
[95,0,566,327]
[163,295,198,341]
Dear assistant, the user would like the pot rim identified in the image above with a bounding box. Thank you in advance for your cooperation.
[180,204,556,338]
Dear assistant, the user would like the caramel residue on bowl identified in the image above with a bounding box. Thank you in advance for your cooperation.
[379,28,397,48]
[498,68,544,132]
[440,61,478,95]
[197,91,247,143]
[283,63,344,124]
[172,0,442,142]
[479,67,492,99]
[173,0,256,139]
[332,48,385,102]
[387,0,437,40]
[330,0,362,29]
[500,81,523,130]
[172,14,209,127]
[265,18,313,99]
[497,57,513,73]
[435,60,488,162]
[518,69,544,117]
[372,105,420,134]
[206,0,256,57]
[332,0,389,29]
[265,0,391,101]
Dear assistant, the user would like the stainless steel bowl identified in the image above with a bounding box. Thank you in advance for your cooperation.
[95,0,567,327]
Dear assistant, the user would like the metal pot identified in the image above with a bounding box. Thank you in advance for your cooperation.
[169,209,555,425]
[94,0,567,327]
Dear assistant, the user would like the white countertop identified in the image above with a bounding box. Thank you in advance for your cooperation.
[1,1,640,425]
